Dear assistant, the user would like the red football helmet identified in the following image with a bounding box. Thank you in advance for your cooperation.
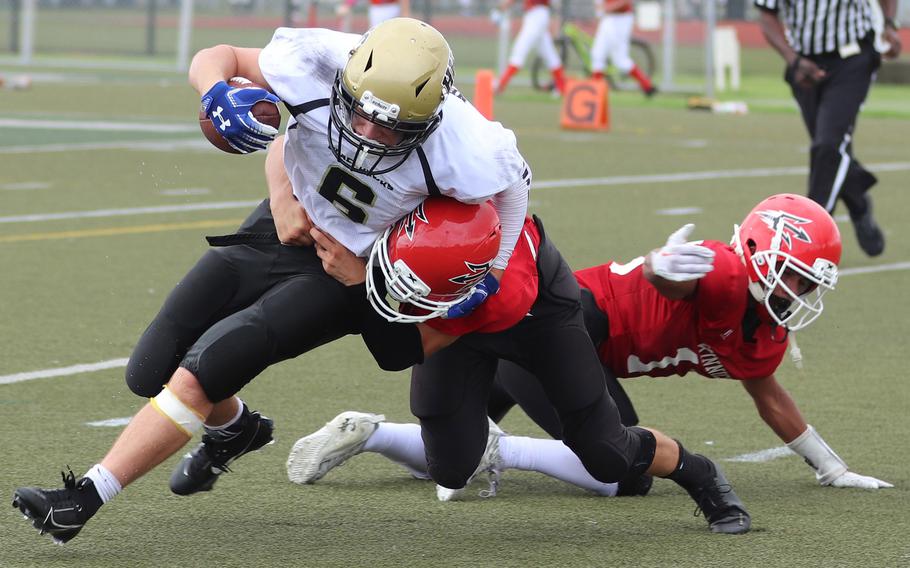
[366,196,502,322]
[732,193,841,331]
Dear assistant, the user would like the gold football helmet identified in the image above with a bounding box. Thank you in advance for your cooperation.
[329,18,455,175]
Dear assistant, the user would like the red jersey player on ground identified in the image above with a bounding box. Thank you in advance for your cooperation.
[288,194,891,501]
[590,0,655,96]
[495,0,567,95]
[304,196,753,533]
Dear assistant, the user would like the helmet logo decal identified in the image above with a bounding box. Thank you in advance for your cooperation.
[399,202,429,241]
[756,209,812,249]
[449,261,493,289]
[360,91,400,121]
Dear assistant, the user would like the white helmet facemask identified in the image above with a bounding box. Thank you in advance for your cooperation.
[734,223,838,332]
[365,227,472,324]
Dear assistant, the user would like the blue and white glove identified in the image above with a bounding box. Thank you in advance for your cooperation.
[201,81,280,154]
[649,224,715,282]
[445,272,500,319]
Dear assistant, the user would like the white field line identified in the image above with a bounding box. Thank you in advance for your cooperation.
[531,162,910,189]
[0,118,196,133]
[85,417,132,427]
[1,182,51,191]
[0,260,907,387]
[3,162,910,224]
[0,358,129,385]
[0,200,260,223]
[0,139,212,154]
[723,446,795,463]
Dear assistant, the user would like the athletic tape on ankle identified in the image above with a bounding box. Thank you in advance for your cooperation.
[150,386,205,437]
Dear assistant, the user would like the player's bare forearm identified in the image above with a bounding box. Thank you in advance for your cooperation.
[267,137,314,245]
[642,250,697,300]
[189,45,269,94]
[757,10,799,65]
[740,375,809,443]
[416,324,458,358]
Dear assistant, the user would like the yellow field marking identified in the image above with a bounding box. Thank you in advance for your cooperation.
[0,219,242,243]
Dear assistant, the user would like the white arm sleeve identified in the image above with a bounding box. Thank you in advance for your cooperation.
[786,424,848,485]
[490,181,529,269]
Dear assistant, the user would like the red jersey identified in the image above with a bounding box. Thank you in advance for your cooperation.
[420,217,541,336]
[573,241,786,381]
[523,0,550,10]
[603,0,633,13]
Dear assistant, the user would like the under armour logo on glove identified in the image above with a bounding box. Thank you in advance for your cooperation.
[201,81,280,154]
[445,272,500,319]
[649,224,715,282]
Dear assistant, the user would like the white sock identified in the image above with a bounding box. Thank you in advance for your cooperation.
[498,436,618,496]
[204,397,244,432]
[84,464,122,503]
[363,422,429,478]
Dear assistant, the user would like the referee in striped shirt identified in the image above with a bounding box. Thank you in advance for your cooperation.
[755,0,902,257]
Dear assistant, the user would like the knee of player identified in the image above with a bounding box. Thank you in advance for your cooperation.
[149,371,210,437]
[428,464,474,491]
[125,357,170,398]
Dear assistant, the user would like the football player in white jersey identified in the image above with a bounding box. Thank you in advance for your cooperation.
[11,18,530,545]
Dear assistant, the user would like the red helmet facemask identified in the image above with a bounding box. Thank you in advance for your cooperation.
[366,197,502,323]
[732,193,841,331]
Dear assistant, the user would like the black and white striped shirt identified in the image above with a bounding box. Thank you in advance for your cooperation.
[754,0,874,55]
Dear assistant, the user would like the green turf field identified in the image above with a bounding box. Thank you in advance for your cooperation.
[1,37,909,567]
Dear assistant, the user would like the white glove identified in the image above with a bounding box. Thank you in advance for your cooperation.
[827,471,894,489]
[649,224,715,282]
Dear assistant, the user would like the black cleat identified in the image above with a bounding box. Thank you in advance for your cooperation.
[12,469,102,544]
[169,410,274,496]
[617,473,653,497]
[644,85,658,98]
[851,195,884,257]
[687,460,751,534]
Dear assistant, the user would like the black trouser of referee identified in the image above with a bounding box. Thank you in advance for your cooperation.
[125,200,366,402]
[410,219,651,490]
[788,34,881,217]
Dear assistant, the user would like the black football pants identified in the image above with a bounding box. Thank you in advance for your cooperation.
[410,220,648,489]
[125,200,365,402]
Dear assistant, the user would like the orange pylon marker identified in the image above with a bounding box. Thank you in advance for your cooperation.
[559,78,609,131]
[474,69,495,121]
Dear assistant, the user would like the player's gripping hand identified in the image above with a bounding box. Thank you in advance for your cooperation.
[445,272,500,319]
[201,81,280,154]
[649,224,715,282]
[827,471,894,489]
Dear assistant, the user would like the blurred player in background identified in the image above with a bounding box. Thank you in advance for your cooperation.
[755,0,902,257]
[495,0,567,95]
[589,0,656,96]
[289,194,891,499]
[294,196,753,534]
[11,18,530,545]
[337,0,409,32]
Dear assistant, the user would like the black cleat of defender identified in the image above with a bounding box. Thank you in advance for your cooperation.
[687,460,751,534]
[12,469,102,544]
[169,411,274,496]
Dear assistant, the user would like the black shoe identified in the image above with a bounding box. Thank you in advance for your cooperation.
[686,460,751,534]
[169,410,274,496]
[851,195,885,257]
[12,469,102,544]
[616,473,653,497]
[644,85,657,98]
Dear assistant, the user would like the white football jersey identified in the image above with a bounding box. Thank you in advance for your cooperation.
[259,27,530,257]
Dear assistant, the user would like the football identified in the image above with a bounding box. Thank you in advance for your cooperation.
[198,77,281,154]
